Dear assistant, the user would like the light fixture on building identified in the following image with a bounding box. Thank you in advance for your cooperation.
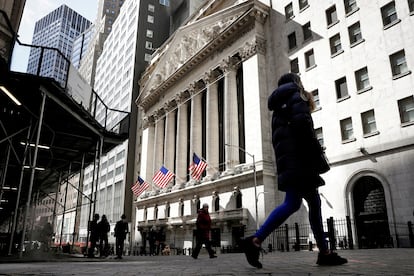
[2,186,18,191]
[23,165,46,171]
[0,85,22,106]
[19,142,50,150]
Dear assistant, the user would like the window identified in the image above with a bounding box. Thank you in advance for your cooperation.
[326,5,338,26]
[381,1,398,27]
[398,96,414,124]
[290,58,299,73]
[288,32,297,50]
[147,15,154,23]
[344,0,358,14]
[299,0,309,10]
[285,3,294,20]
[355,67,370,91]
[146,29,153,38]
[409,0,414,12]
[312,89,320,109]
[148,4,155,12]
[302,22,312,41]
[305,49,315,69]
[315,127,324,147]
[214,197,220,212]
[348,22,362,45]
[335,77,349,99]
[144,53,152,62]
[145,41,153,50]
[389,50,409,77]
[329,33,342,55]
[340,117,354,141]
[180,202,184,216]
[159,0,170,6]
[236,193,242,209]
[361,109,377,135]
[154,205,158,219]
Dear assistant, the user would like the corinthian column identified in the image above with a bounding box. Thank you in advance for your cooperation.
[142,116,155,186]
[222,57,240,172]
[153,109,165,176]
[189,82,204,183]
[164,101,177,180]
[204,71,220,179]
[174,91,190,188]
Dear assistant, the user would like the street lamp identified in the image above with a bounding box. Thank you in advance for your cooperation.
[224,144,259,230]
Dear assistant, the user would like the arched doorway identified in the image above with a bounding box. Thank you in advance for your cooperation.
[353,176,392,248]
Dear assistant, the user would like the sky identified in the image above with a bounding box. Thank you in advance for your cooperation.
[10,0,99,72]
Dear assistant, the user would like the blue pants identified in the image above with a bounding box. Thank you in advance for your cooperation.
[255,189,327,252]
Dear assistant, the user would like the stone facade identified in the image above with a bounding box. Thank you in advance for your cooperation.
[134,0,414,252]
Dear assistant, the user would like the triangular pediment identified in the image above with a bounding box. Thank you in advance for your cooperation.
[140,1,255,98]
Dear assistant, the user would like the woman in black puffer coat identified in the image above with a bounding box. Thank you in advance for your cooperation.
[242,73,347,268]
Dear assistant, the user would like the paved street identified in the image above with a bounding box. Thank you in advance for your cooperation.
[0,248,413,275]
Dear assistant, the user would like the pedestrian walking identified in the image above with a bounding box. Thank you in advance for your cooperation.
[191,203,217,259]
[88,213,100,258]
[114,214,128,259]
[242,73,347,268]
[98,214,110,257]
[148,226,157,256]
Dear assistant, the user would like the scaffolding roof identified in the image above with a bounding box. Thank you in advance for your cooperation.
[0,68,129,222]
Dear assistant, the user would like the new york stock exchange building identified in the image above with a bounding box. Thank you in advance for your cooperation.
[132,0,414,254]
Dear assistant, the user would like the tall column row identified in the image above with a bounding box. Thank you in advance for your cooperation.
[143,58,242,188]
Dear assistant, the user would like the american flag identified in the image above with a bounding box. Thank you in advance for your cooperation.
[189,153,207,181]
[131,176,149,197]
[152,166,174,188]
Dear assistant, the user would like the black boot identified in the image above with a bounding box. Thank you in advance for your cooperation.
[241,236,262,268]
[316,252,347,266]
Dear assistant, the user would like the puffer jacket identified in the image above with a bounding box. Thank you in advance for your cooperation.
[268,82,326,192]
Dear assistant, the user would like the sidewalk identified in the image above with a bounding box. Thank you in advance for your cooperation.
[0,248,413,275]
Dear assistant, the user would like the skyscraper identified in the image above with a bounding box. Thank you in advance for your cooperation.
[26,5,91,86]
[78,0,125,88]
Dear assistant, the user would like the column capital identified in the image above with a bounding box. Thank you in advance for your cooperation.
[187,80,205,96]
[220,56,241,73]
[175,90,190,104]
[164,99,177,112]
[240,36,266,60]
[153,108,165,120]
[142,115,155,129]
[202,69,221,84]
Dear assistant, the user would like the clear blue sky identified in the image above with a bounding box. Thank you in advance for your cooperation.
[11,0,98,72]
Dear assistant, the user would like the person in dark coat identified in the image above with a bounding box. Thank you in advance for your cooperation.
[88,213,100,258]
[98,214,110,257]
[114,214,128,259]
[148,227,157,256]
[191,203,217,259]
[242,73,347,268]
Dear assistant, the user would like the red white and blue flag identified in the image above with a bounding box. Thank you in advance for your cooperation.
[189,153,207,181]
[152,166,174,188]
[131,176,149,196]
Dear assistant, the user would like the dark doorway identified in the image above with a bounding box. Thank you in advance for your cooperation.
[353,176,392,248]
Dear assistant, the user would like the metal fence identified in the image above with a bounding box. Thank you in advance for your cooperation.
[262,217,414,252]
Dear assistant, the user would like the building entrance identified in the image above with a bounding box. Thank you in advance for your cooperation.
[353,176,392,248]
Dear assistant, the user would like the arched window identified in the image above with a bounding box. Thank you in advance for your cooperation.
[179,199,184,216]
[154,205,158,220]
[165,203,170,218]
[196,199,201,211]
[214,196,220,212]
[236,192,242,208]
